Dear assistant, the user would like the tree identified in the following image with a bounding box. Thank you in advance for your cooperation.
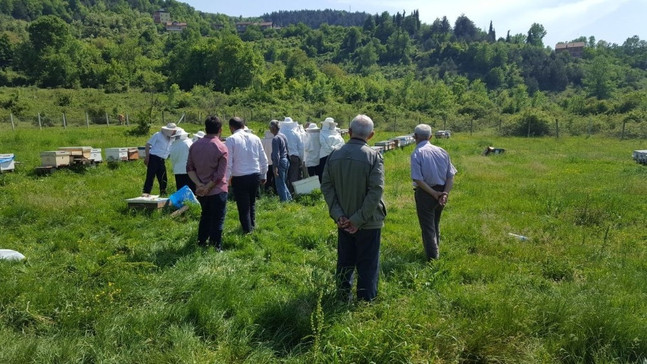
[526,23,546,47]
[487,21,496,43]
[584,55,617,99]
[454,15,479,42]
[0,33,13,69]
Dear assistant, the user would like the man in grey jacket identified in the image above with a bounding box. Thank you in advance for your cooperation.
[321,114,386,302]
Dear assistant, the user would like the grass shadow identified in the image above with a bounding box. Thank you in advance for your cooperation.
[252,289,352,357]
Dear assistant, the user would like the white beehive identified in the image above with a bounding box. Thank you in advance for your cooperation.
[292,176,320,195]
[90,148,103,163]
[0,154,15,172]
[105,148,128,162]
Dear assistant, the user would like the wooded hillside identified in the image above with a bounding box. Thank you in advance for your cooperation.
[0,0,646,137]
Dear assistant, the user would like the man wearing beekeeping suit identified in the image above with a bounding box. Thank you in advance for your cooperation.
[279,117,304,192]
[317,117,345,182]
[304,123,321,178]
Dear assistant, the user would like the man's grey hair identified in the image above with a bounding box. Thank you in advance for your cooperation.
[414,124,432,139]
[350,114,374,139]
[269,120,280,130]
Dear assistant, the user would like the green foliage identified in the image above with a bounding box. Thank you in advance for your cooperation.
[502,109,552,136]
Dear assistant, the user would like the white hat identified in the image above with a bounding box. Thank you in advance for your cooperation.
[161,122,177,132]
[306,122,320,131]
[283,117,293,123]
[174,127,189,139]
[322,117,337,129]
[194,131,205,138]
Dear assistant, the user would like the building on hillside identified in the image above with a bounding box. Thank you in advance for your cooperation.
[555,42,585,58]
[165,21,188,32]
[235,21,274,33]
[153,9,171,24]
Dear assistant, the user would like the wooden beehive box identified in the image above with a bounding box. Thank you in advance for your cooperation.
[40,151,71,167]
[127,147,139,160]
[58,146,92,159]
[375,140,395,151]
[105,148,128,162]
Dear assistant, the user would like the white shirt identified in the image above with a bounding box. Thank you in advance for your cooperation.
[280,121,304,160]
[147,131,173,159]
[304,130,321,167]
[169,138,192,174]
[225,129,268,179]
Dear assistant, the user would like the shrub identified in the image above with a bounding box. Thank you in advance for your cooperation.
[501,109,551,137]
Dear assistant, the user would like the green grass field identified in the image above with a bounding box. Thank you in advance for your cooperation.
[1,124,646,363]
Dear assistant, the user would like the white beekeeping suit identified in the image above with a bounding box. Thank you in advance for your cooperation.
[319,117,345,159]
[304,123,321,169]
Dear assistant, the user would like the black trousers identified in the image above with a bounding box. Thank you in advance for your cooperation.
[336,228,381,302]
[174,173,196,193]
[143,154,167,194]
[197,192,228,249]
[288,155,301,192]
[231,173,260,233]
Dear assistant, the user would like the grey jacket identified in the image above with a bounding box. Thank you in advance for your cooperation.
[321,138,386,230]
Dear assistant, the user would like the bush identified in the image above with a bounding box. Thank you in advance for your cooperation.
[501,109,551,137]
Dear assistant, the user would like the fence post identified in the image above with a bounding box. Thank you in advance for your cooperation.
[555,119,559,138]
[38,113,42,130]
[63,113,67,129]
[126,113,129,126]
[470,119,474,136]
[10,113,15,131]
[621,119,626,140]
[85,112,90,128]
[105,112,110,126]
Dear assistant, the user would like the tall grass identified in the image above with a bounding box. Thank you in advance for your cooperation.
[1,126,646,363]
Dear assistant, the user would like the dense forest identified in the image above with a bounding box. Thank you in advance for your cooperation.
[0,0,646,137]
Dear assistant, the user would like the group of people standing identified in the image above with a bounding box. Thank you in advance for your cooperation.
[262,116,345,202]
[141,115,456,303]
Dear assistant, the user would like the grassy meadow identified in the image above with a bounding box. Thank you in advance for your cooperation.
[1,123,646,363]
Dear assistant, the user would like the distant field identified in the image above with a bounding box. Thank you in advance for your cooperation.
[1,126,646,363]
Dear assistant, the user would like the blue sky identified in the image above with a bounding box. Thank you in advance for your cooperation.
[180,0,646,48]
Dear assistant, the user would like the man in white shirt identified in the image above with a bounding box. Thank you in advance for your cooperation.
[168,128,195,193]
[143,122,177,196]
[225,117,268,233]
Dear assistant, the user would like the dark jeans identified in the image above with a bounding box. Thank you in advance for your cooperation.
[174,173,196,193]
[288,155,302,192]
[231,173,260,233]
[197,192,228,249]
[336,228,381,302]
[316,155,329,183]
[143,154,167,194]
[415,186,445,260]
[264,166,276,194]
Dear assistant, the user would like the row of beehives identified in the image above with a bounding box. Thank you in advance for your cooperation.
[39,146,145,168]
[371,134,416,154]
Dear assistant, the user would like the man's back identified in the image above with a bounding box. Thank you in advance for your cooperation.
[322,138,386,230]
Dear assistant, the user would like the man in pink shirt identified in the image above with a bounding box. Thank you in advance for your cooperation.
[187,116,229,251]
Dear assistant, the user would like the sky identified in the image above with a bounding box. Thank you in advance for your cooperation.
[180,0,646,48]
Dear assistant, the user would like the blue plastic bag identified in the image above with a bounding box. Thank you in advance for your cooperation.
[168,185,198,208]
